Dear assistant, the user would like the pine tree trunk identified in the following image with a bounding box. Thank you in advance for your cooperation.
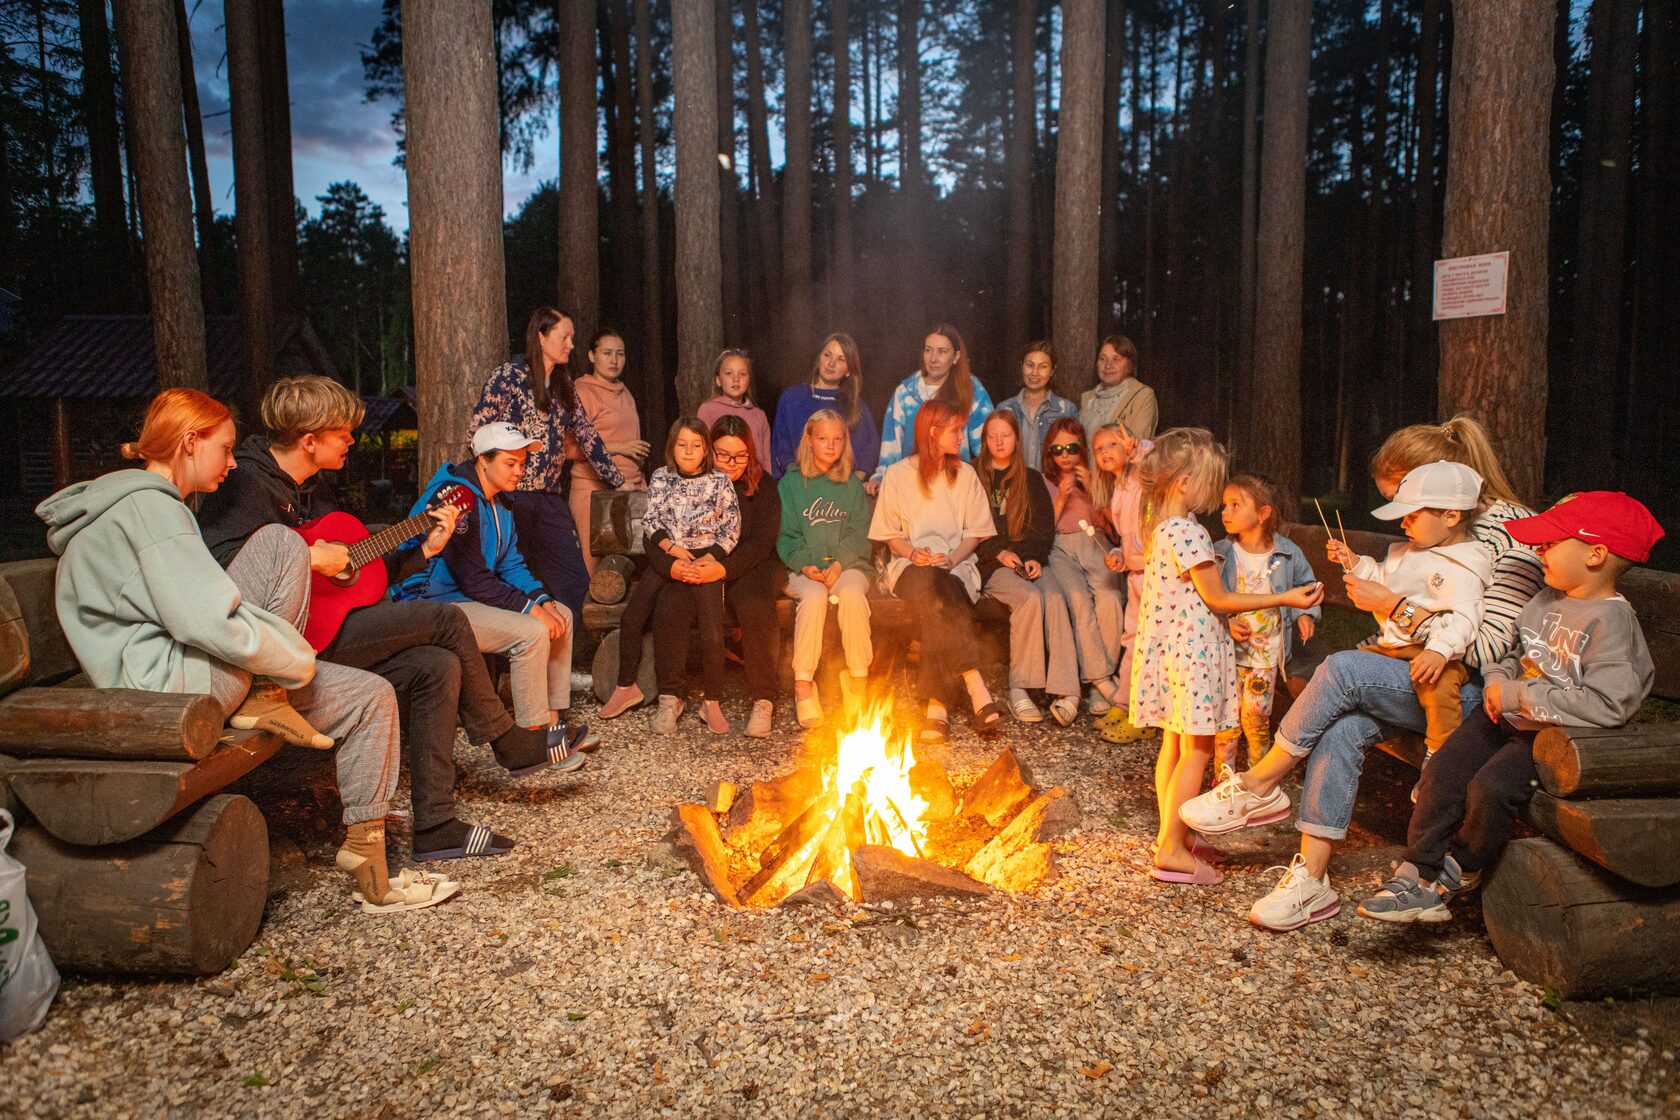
[1003,0,1035,350]
[225,0,275,402]
[635,0,665,437]
[742,0,779,304]
[781,0,814,376]
[1235,0,1261,428]
[114,0,207,389]
[78,0,128,296]
[603,0,640,328]
[1437,0,1553,503]
[1052,0,1105,402]
[1565,0,1638,488]
[897,0,922,331]
[1407,0,1440,423]
[1097,0,1124,339]
[174,0,217,301]
[716,0,741,342]
[831,0,853,328]
[1250,0,1311,503]
[558,0,599,334]
[258,0,300,332]
[672,0,723,411]
[403,0,508,478]
[0,47,14,291]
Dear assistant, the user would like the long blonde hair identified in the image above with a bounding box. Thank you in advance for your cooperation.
[795,409,854,482]
[1137,427,1227,545]
[1371,415,1521,507]
[1089,422,1136,516]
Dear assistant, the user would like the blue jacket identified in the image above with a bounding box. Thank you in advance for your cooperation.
[393,462,552,615]
[874,372,995,481]
[1213,535,1321,666]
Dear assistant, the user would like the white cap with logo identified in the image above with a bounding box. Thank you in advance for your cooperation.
[1370,460,1484,520]
[471,422,542,457]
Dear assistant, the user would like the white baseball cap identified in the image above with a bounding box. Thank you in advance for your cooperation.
[471,422,542,457]
[1371,460,1484,520]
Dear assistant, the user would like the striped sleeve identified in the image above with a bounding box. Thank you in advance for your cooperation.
[1415,501,1544,670]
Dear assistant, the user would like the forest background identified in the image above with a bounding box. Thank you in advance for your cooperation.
[1,0,1675,565]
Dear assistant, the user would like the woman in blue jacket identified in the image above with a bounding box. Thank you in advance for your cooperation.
[1212,473,1321,770]
[396,422,590,768]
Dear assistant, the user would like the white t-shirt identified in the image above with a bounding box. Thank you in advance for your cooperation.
[868,456,997,600]
[1231,544,1284,670]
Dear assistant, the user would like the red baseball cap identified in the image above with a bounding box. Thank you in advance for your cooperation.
[1504,491,1665,563]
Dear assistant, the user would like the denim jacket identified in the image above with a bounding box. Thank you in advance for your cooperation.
[1213,534,1321,666]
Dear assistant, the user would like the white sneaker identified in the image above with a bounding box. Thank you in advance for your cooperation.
[1179,766,1292,835]
[1249,854,1341,931]
[650,694,684,734]
[745,699,773,739]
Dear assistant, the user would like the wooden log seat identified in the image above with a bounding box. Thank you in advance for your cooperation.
[5,730,282,847]
[586,553,635,606]
[0,558,81,694]
[10,793,271,975]
[1482,838,1680,1000]
[1532,724,1680,799]
[0,687,225,761]
[1522,791,1680,890]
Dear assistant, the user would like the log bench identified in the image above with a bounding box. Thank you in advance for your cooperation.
[0,559,273,976]
[1282,523,1680,1000]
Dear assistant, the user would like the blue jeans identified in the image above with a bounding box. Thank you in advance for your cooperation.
[1277,650,1482,840]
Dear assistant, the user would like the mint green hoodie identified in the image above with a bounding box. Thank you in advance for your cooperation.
[36,470,315,695]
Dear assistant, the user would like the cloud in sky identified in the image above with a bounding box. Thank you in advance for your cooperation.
[185,0,553,233]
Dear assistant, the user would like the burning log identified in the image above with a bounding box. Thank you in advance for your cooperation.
[909,758,957,821]
[660,804,740,907]
[738,800,830,907]
[724,766,823,850]
[852,844,991,903]
[965,789,1077,889]
[707,780,737,815]
[959,749,1038,827]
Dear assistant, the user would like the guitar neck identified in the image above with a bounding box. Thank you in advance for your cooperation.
[347,511,435,568]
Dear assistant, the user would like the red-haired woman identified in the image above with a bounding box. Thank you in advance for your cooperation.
[1042,416,1129,717]
[869,399,1005,743]
[36,389,451,914]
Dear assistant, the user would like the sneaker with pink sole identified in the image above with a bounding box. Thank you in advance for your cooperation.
[1249,854,1340,931]
[1179,766,1292,835]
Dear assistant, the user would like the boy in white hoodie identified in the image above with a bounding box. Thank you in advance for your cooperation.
[1326,460,1494,756]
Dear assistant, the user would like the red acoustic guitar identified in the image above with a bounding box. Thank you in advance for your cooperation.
[294,484,476,651]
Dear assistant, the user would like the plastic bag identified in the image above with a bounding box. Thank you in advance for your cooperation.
[0,809,59,1043]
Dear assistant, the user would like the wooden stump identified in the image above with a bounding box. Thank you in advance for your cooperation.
[1482,837,1680,999]
[1533,725,1680,799]
[1524,791,1680,889]
[0,559,79,688]
[0,687,224,760]
[0,568,27,697]
[12,793,271,975]
[587,554,635,605]
[588,489,648,556]
[589,630,657,705]
[5,731,281,846]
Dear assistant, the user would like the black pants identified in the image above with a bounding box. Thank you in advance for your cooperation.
[505,489,590,620]
[653,580,728,699]
[893,565,981,702]
[1405,708,1539,882]
[718,562,786,702]
[322,599,515,832]
[615,571,660,688]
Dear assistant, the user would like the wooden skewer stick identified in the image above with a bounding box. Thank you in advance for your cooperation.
[1314,498,1351,572]
[1334,509,1349,549]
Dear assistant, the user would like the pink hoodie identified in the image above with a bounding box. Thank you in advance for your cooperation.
[698,394,772,468]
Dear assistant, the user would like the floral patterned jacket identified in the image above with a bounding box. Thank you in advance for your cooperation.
[468,359,624,493]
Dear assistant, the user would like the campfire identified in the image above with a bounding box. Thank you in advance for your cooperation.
[663,704,1079,909]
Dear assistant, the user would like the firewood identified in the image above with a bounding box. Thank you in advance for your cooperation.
[660,803,740,907]
[1533,724,1680,799]
[960,749,1038,827]
[587,554,636,605]
[707,780,738,815]
[0,687,225,760]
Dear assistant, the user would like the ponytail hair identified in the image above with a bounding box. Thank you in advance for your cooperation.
[1370,414,1521,506]
[523,307,577,414]
[121,388,232,463]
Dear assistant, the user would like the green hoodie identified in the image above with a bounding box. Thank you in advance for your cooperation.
[36,469,315,696]
[776,470,872,574]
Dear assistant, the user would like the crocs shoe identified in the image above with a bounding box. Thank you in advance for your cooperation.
[1179,766,1291,835]
[1249,854,1340,931]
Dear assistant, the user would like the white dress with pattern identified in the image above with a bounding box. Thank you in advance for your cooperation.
[1127,516,1239,736]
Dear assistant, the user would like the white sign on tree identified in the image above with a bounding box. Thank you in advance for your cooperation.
[1432,251,1510,321]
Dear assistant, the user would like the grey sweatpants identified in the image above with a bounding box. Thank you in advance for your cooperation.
[207,525,400,826]
[983,566,1080,697]
[455,600,573,727]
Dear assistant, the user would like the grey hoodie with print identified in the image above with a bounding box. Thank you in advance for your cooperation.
[36,469,315,696]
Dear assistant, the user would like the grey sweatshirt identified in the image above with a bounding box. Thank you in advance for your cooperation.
[36,469,316,696]
[1482,588,1652,729]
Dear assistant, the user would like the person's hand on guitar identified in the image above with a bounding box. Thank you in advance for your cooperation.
[537,599,568,641]
[420,502,461,560]
[309,540,350,578]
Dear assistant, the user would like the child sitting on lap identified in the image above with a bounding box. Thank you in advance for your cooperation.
[1358,492,1660,923]
[1327,460,1492,759]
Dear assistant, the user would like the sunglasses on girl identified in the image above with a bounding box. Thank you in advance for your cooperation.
[1049,442,1084,456]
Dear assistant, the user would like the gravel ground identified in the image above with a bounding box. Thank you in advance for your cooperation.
[2,672,1677,1119]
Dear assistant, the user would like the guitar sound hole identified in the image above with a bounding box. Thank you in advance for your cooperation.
[330,566,360,588]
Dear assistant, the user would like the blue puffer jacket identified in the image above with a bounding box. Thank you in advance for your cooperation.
[392,461,552,614]
[1212,534,1321,667]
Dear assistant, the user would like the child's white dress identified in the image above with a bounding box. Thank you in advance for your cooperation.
[1128,516,1238,736]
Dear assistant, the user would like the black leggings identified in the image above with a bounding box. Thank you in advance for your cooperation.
[893,565,981,701]
[724,561,786,703]
[616,569,728,699]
